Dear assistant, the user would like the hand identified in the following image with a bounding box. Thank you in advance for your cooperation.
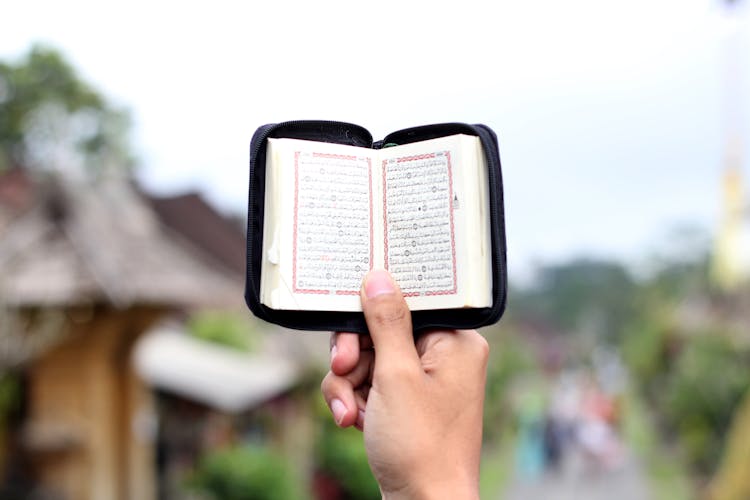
[321,269,489,499]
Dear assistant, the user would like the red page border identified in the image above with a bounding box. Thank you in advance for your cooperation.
[292,151,373,295]
[382,151,458,298]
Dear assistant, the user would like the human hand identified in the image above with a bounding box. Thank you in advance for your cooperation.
[321,269,488,499]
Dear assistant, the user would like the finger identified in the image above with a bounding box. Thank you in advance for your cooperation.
[355,384,371,402]
[359,334,374,350]
[353,387,368,432]
[414,330,456,374]
[360,269,420,374]
[330,333,373,352]
[415,329,454,357]
[418,329,489,380]
[320,376,371,429]
[355,405,366,432]
[331,332,361,376]
[320,351,374,427]
[454,329,490,367]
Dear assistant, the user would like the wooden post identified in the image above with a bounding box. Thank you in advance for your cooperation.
[25,307,161,500]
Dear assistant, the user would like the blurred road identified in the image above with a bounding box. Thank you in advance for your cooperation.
[502,449,649,500]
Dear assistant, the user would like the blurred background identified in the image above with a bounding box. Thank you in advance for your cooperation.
[1,0,749,499]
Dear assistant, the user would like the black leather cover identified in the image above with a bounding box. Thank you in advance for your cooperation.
[245,121,507,333]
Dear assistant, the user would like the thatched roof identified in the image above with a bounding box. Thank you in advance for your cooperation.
[134,326,299,413]
[0,169,244,308]
[147,192,246,276]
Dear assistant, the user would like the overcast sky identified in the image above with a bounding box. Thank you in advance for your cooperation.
[3,0,749,280]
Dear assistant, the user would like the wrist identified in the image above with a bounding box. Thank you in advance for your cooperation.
[381,473,479,500]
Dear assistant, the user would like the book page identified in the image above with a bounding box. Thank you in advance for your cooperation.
[382,149,457,296]
[381,135,491,310]
[261,138,375,311]
[467,135,493,308]
[261,134,491,312]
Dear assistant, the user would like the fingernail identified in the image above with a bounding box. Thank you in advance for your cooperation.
[330,344,338,363]
[330,399,346,425]
[364,269,395,299]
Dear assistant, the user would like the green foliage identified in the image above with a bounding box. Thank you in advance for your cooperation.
[513,258,636,341]
[0,44,133,172]
[482,329,537,443]
[0,375,19,417]
[663,334,750,472]
[621,387,695,500]
[624,315,750,475]
[618,235,749,482]
[647,257,710,302]
[0,374,20,456]
[314,398,380,500]
[190,444,304,500]
[643,225,710,302]
[621,313,672,388]
[188,311,258,352]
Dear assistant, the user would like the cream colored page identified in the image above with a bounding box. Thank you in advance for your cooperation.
[462,135,492,307]
[260,142,281,305]
[379,135,488,310]
[261,138,375,311]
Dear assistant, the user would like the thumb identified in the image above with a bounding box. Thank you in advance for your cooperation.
[360,269,420,373]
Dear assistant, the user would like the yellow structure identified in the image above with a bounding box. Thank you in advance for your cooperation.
[711,142,748,291]
[710,389,750,500]
[711,0,749,291]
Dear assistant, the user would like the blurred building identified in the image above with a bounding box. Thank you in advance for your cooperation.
[712,0,750,291]
[0,169,310,500]
[713,143,750,291]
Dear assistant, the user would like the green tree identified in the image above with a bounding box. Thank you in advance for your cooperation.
[0,44,133,173]
[482,328,537,444]
[664,333,750,473]
[513,258,637,342]
[187,311,259,352]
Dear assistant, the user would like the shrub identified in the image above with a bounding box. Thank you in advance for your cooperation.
[663,334,750,472]
[482,330,537,443]
[314,399,380,500]
[190,445,304,500]
[188,311,257,352]
[620,312,675,391]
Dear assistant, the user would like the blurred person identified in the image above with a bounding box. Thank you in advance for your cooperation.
[542,412,564,472]
[320,269,489,499]
[548,370,582,467]
[575,375,624,472]
[512,379,547,479]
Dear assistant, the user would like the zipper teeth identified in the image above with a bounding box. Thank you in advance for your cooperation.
[250,120,372,165]
[477,124,508,319]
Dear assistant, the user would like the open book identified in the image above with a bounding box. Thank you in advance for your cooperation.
[260,134,492,312]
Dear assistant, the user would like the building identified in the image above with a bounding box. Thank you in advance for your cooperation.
[0,168,281,500]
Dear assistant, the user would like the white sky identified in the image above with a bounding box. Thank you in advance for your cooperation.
[3,0,750,280]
